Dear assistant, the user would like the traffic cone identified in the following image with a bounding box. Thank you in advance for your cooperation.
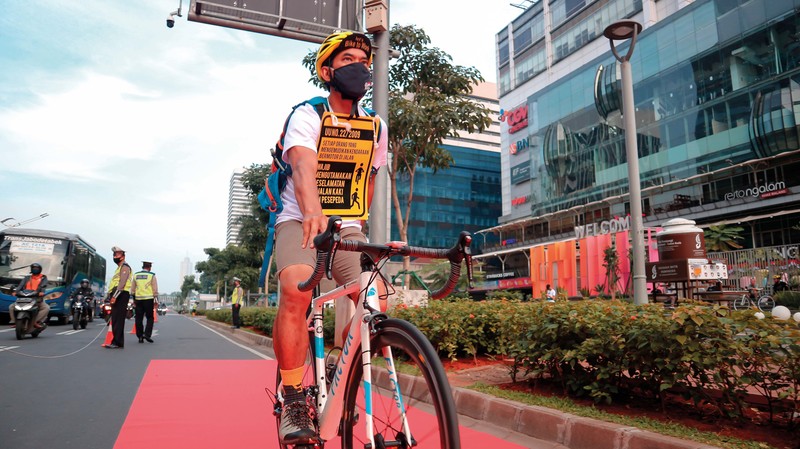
[130,323,137,334]
[152,306,158,323]
[101,320,114,347]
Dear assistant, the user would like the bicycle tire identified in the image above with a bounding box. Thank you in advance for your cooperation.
[340,318,460,449]
[274,330,320,449]
[732,295,751,311]
[757,295,775,312]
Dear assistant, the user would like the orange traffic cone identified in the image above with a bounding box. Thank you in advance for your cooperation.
[152,307,158,323]
[101,320,114,347]
[130,323,137,334]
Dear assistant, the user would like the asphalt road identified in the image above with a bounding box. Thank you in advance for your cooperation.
[0,312,267,449]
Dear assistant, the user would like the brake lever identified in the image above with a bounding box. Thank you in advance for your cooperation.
[459,232,474,289]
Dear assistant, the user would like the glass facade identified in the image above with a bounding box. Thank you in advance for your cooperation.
[391,144,502,248]
[487,0,800,262]
[521,0,800,215]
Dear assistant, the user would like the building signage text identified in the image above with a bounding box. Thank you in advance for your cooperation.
[510,137,529,154]
[574,216,631,238]
[511,162,531,184]
[486,272,516,280]
[511,195,531,206]
[500,104,528,134]
[724,181,787,201]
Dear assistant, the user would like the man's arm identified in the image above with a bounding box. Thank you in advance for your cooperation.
[37,276,48,296]
[113,266,132,302]
[286,145,328,249]
[152,275,158,298]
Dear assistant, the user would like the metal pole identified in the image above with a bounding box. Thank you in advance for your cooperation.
[620,59,647,305]
[605,20,646,305]
[368,1,389,245]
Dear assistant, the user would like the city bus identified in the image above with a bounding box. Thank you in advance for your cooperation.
[0,229,106,324]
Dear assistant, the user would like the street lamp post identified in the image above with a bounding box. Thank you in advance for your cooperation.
[604,20,647,305]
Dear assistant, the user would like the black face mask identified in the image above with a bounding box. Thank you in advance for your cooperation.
[113,257,122,265]
[31,267,42,275]
[330,63,371,101]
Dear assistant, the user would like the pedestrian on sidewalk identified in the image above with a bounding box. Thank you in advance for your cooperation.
[231,277,243,329]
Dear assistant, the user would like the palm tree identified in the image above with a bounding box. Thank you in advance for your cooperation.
[704,225,744,251]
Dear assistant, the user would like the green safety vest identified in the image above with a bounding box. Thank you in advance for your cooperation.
[133,271,156,300]
[231,286,243,305]
[108,263,132,292]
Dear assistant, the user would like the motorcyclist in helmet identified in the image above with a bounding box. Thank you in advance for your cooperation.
[70,278,95,318]
[9,263,50,328]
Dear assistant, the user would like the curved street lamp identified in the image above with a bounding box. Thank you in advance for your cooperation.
[604,20,647,305]
[1,213,49,228]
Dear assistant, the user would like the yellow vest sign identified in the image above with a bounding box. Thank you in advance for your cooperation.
[316,112,378,220]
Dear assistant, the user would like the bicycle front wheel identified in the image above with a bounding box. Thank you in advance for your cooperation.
[757,295,775,312]
[732,295,750,311]
[340,318,460,449]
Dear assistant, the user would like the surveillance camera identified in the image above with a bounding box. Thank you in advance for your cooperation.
[167,14,175,28]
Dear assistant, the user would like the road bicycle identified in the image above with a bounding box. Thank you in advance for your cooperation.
[732,288,775,312]
[270,216,473,449]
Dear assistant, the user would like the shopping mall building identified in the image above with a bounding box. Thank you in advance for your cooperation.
[475,0,800,294]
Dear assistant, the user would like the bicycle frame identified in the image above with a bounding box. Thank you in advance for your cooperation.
[303,270,412,445]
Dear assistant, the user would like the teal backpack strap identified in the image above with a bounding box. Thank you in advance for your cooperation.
[258,97,328,287]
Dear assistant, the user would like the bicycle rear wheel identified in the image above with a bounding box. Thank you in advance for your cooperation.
[340,318,460,449]
[732,295,750,311]
[757,295,775,312]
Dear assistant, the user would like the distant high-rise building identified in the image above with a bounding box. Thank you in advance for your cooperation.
[179,256,192,287]
[227,168,249,246]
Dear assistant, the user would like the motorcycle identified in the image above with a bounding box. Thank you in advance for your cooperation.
[70,294,93,330]
[101,301,112,324]
[12,290,47,340]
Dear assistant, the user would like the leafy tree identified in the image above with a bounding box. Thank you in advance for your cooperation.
[704,225,744,251]
[386,25,492,272]
[603,246,620,301]
[180,275,201,300]
[195,245,261,299]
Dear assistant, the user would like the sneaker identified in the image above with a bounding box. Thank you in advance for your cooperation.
[279,390,315,444]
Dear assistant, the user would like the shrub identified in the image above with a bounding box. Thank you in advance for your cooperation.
[774,290,800,311]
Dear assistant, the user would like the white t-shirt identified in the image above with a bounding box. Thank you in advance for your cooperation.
[278,101,389,229]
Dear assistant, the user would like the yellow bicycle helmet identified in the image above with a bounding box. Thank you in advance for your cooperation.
[316,31,373,82]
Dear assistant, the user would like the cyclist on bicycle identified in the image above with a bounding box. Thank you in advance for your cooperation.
[272,31,388,445]
[773,274,789,295]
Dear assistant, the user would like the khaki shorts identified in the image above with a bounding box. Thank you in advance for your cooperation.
[275,220,366,286]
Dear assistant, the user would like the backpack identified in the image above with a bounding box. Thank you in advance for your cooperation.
[256,98,382,287]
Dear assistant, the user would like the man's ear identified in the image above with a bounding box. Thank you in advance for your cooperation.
[320,66,333,83]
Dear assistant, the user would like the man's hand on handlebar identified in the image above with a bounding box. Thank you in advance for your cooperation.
[302,212,329,250]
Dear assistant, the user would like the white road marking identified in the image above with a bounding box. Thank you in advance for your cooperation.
[57,329,85,336]
[0,345,21,352]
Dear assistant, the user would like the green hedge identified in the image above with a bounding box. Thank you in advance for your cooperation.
[775,291,800,310]
[205,306,336,346]
[207,300,800,423]
[395,298,800,422]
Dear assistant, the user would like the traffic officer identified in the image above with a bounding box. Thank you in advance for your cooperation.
[131,261,159,343]
[230,277,243,329]
[106,246,132,349]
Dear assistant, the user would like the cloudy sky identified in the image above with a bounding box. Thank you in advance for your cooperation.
[0,1,522,292]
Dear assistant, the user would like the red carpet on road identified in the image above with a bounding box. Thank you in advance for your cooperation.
[114,360,526,449]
